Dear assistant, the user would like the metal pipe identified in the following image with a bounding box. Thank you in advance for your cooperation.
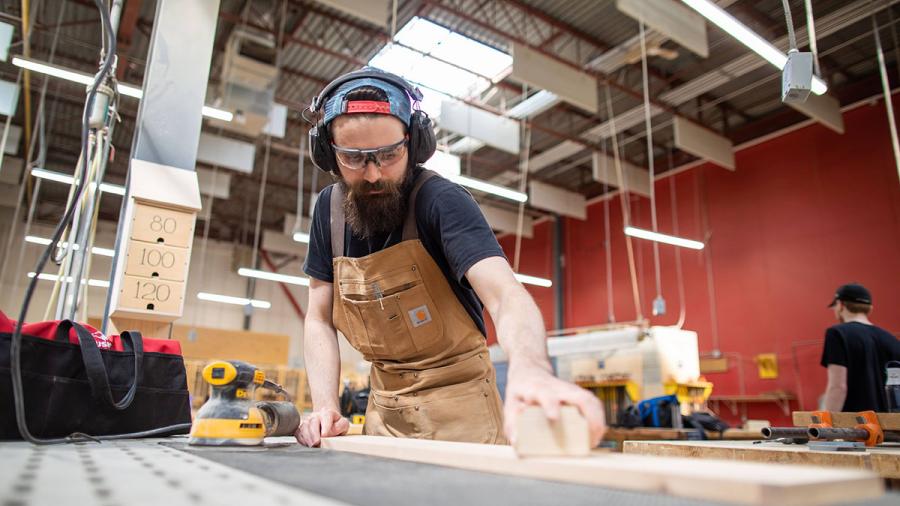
[761,427,810,440]
[808,427,870,441]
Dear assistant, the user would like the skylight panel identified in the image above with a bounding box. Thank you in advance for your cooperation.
[369,17,512,119]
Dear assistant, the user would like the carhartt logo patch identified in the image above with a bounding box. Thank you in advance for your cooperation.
[408,305,432,327]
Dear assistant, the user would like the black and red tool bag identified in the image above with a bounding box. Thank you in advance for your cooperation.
[0,311,192,440]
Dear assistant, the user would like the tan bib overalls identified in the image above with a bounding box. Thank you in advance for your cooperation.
[329,169,506,444]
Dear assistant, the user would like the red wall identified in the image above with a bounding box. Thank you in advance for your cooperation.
[497,98,900,426]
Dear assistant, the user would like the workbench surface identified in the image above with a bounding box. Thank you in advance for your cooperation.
[1,437,897,506]
[624,440,900,479]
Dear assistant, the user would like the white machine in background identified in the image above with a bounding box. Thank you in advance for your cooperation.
[490,326,710,417]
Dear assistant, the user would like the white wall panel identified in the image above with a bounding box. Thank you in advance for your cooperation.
[481,204,533,238]
[511,42,598,113]
[788,93,845,134]
[673,116,735,170]
[529,180,587,220]
[314,0,389,27]
[440,101,520,154]
[616,0,709,58]
[197,133,256,174]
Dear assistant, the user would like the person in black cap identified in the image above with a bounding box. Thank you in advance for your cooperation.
[820,283,900,412]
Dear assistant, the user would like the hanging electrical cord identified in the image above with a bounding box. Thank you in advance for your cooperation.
[250,135,272,271]
[888,7,900,84]
[668,147,687,329]
[603,84,643,322]
[512,122,532,273]
[390,0,399,44]
[600,139,615,323]
[803,0,821,77]
[638,20,664,317]
[293,136,306,238]
[11,0,190,445]
[5,0,66,303]
[873,14,900,184]
[698,169,721,355]
[782,0,799,52]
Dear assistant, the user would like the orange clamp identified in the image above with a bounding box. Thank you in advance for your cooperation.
[855,411,884,447]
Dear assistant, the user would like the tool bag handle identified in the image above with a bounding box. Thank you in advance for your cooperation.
[54,320,143,410]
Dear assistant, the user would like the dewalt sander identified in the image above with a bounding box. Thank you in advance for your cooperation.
[189,360,301,446]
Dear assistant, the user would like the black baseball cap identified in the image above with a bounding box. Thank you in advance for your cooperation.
[828,283,872,307]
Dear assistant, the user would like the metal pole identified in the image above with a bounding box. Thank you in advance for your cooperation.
[553,214,564,331]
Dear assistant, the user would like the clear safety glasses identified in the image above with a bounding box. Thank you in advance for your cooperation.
[331,137,408,171]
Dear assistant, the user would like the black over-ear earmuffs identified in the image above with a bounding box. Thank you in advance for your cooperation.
[308,68,436,174]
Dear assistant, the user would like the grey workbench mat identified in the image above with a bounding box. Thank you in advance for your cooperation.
[171,442,899,506]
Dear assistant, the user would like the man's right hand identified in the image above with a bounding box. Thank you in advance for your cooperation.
[294,408,350,447]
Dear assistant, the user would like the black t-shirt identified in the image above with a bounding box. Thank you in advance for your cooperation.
[302,169,506,336]
[820,321,900,412]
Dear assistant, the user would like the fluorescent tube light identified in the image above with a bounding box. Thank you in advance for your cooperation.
[292,231,310,243]
[447,174,527,203]
[25,235,115,257]
[237,267,310,286]
[197,292,271,309]
[624,226,704,250]
[12,56,233,120]
[681,0,827,95]
[27,272,109,287]
[514,273,553,287]
[31,168,125,196]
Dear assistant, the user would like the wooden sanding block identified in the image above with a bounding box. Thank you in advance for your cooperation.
[514,405,590,457]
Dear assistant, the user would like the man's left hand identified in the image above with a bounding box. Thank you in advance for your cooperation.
[503,364,607,446]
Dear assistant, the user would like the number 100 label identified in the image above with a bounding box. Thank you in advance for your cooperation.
[125,240,188,281]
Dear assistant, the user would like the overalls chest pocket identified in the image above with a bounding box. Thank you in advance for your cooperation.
[339,264,443,360]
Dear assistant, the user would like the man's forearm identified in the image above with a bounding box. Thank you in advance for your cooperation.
[823,385,847,412]
[303,318,342,411]
[493,286,552,374]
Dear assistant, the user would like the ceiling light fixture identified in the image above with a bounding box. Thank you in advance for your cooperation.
[12,56,234,120]
[31,167,125,195]
[681,0,826,95]
[25,235,114,257]
[514,273,553,288]
[27,272,109,287]
[197,292,271,309]
[447,174,527,203]
[624,226,704,250]
[237,267,310,286]
[292,232,310,244]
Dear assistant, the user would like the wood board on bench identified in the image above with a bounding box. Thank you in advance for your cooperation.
[321,435,883,505]
[623,439,900,480]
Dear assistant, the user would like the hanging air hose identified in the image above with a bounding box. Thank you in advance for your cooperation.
[512,122,532,273]
[638,20,665,317]
[603,84,643,322]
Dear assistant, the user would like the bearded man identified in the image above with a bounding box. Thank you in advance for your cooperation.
[295,68,605,447]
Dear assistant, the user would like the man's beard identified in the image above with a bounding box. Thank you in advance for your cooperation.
[340,170,412,239]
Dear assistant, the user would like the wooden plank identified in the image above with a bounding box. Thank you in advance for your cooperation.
[793,411,900,431]
[528,180,587,219]
[624,440,900,480]
[515,406,590,457]
[322,436,882,505]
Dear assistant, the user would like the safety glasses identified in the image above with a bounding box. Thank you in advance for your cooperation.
[331,137,408,171]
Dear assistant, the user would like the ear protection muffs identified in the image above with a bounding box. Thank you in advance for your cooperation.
[307,68,436,174]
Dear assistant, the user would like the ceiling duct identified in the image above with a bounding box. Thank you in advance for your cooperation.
[209,27,279,137]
